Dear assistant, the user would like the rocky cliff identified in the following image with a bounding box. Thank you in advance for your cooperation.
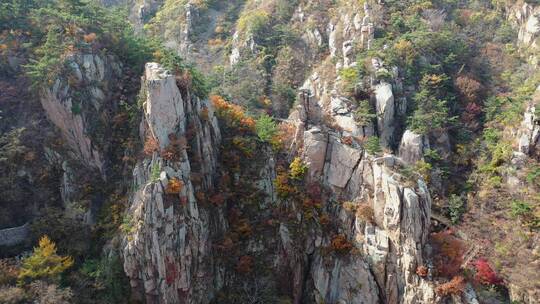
[122,63,222,303]
[2,0,540,303]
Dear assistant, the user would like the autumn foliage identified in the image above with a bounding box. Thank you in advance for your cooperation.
[473,258,503,286]
[18,236,74,285]
[430,230,465,278]
[454,75,483,103]
[143,135,159,156]
[274,169,295,199]
[435,276,466,296]
[211,95,255,133]
[416,265,428,277]
[161,134,187,161]
[356,204,375,224]
[165,178,183,195]
[330,234,353,254]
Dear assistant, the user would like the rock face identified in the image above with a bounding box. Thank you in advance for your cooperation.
[399,130,430,164]
[40,54,121,175]
[143,63,186,149]
[517,88,540,155]
[116,2,484,304]
[122,63,221,304]
[510,2,540,64]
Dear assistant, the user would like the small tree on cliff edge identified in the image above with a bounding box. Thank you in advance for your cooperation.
[18,235,74,285]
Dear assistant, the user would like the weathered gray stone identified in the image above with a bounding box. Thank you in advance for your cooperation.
[399,130,429,165]
[375,82,395,149]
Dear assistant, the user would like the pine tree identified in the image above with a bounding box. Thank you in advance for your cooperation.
[18,235,74,285]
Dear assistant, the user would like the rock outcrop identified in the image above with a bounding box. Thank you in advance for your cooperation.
[399,130,430,165]
[122,63,221,304]
[510,1,540,64]
[39,53,122,175]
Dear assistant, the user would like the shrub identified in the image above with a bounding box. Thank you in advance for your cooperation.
[271,122,295,151]
[0,259,19,286]
[408,74,454,134]
[448,194,465,225]
[27,281,73,304]
[143,135,159,156]
[237,9,270,36]
[274,170,295,199]
[339,67,360,95]
[435,276,466,296]
[526,165,540,186]
[255,113,277,142]
[356,204,375,224]
[289,157,307,180]
[154,48,209,98]
[83,32,97,43]
[473,259,503,286]
[454,75,483,103]
[161,134,187,161]
[330,234,353,254]
[510,200,532,218]
[211,95,255,133]
[165,178,183,195]
[0,286,26,304]
[18,236,74,285]
[232,136,256,158]
[364,136,382,155]
[430,230,465,278]
[354,100,376,126]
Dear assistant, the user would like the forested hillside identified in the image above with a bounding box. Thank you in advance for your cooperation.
[0,0,539,303]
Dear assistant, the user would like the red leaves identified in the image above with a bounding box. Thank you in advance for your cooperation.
[473,258,503,286]
[430,230,465,278]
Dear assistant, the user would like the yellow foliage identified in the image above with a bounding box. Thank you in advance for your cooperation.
[289,157,307,180]
[18,236,73,285]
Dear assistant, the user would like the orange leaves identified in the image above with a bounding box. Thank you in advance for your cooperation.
[161,134,187,161]
[143,135,159,156]
[330,234,353,254]
[83,33,97,43]
[165,178,183,195]
[210,95,255,133]
[200,107,209,121]
[274,170,295,199]
[435,276,466,296]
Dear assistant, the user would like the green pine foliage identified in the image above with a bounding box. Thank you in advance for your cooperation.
[255,113,277,142]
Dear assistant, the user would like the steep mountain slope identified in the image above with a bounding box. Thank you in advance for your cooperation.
[0,0,539,304]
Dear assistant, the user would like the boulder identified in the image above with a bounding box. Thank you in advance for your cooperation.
[399,130,429,165]
[375,82,395,149]
[303,127,328,181]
